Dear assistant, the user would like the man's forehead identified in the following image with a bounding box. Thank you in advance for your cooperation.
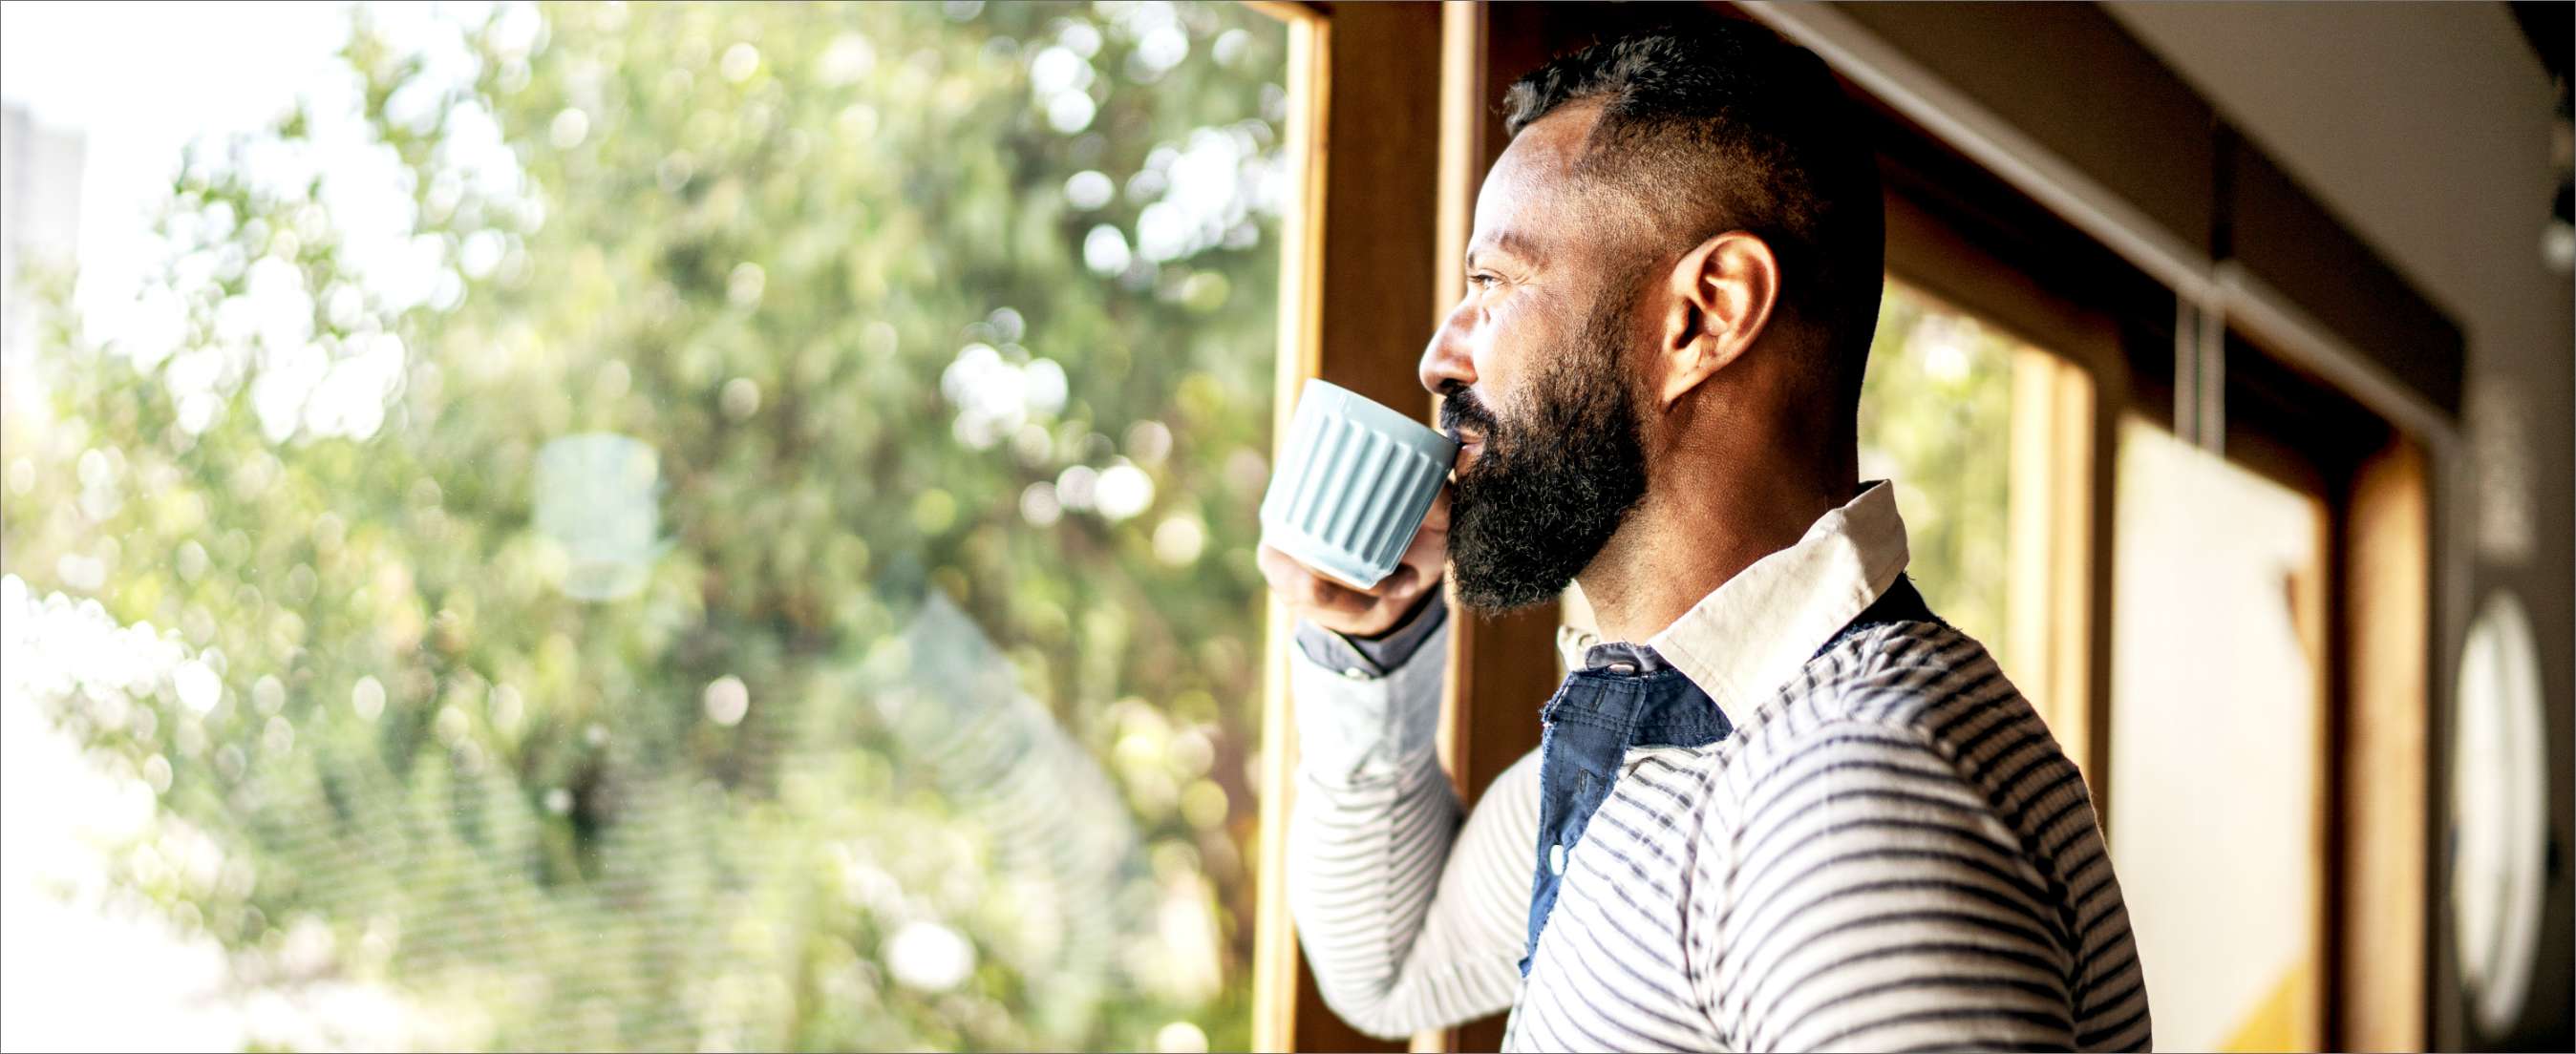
[1510,99,1604,163]
[1471,103,1608,262]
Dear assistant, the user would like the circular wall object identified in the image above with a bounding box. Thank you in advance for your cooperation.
[2450,593,2549,1037]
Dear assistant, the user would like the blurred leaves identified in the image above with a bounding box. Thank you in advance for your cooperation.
[2,2,1288,1050]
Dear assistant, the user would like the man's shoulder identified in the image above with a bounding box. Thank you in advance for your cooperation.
[1749,618,2091,836]
[1791,616,2020,734]
[1726,617,2076,799]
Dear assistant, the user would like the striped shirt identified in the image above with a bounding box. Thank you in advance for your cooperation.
[1287,482,2152,1051]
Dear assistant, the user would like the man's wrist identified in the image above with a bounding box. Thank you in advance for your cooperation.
[1292,587,1450,680]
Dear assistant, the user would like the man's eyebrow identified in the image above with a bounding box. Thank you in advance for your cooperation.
[1466,229,1539,269]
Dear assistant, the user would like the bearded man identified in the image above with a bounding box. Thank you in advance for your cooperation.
[1259,23,2153,1052]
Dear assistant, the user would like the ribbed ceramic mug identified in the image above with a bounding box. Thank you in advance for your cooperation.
[1260,380,1458,589]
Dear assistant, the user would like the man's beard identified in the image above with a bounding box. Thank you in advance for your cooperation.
[1440,296,1650,612]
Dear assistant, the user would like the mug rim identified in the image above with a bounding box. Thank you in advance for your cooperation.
[1294,379,1456,460]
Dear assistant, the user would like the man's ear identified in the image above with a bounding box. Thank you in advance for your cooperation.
[1653,230,1780,410]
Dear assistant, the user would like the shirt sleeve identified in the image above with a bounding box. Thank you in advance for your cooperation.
[1291,588,1449,681]
[1695,718,2078,1052]
[1285,611,1536,1039]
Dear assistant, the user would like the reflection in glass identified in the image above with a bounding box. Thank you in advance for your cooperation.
[534,433,667,601]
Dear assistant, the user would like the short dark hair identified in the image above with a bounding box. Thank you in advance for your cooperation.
[1503,23,1884,413]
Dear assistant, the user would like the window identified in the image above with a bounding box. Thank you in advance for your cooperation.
[1858,275,2098,760]
[0,3,1288,1050]
[1859,279,2016,666]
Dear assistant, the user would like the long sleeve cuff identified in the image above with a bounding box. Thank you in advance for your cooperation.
[1288,596,1451,784]
[1291,589,1450,680]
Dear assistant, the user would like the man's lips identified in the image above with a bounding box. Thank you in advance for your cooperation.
[1447,428,1484,476]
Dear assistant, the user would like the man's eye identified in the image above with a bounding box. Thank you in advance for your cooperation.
[1467,272,1499,291]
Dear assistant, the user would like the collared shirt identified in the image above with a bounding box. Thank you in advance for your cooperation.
[1284,481,2153,1051]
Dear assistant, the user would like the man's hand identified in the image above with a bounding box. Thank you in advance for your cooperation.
[1259,488,1449,639]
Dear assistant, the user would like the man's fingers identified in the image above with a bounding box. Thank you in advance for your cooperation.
[1256,544,1312,601]
[1402,516,1444,561]
[1378,562,1420,598]
[1397,488,1449,582]
[1255,543,1303,590]
[1303,573,1371,615]
[1258,543,1373,616]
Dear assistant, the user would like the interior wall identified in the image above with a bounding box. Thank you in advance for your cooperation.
[2100,3,2575,1049]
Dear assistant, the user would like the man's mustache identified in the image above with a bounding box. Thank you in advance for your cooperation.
[1437,384,1499,438]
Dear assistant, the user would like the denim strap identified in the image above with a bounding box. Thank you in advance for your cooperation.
[1520,573,1938,977]
[1520,665,1729,976]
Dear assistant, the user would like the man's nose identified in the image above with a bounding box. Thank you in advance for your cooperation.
[1418,303,1477,397]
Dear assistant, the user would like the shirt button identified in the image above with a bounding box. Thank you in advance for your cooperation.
[1340,666,1370,681]
[1549,843,1567,875]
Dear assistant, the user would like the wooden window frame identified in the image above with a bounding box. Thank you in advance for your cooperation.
[2339,435,2430,1051]
[1243,3,1459,1051]
[1245,5,1572,1050]
[1882,192,2121,799]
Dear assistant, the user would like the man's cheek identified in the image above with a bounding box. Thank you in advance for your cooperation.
[1468,305,1541,397]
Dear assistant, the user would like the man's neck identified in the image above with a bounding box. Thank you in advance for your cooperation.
[1575,461,1853,644]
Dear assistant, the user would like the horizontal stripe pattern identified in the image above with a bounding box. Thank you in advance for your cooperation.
[1288,618,2151,1052]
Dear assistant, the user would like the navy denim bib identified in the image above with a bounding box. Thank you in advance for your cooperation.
[1519,575,1934,976]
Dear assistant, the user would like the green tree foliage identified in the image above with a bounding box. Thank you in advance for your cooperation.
[3,2,1288,1049]
[1858,281,2015,665]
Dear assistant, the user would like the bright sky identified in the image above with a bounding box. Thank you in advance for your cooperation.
[2,1,357,314]
[7,0,528,447]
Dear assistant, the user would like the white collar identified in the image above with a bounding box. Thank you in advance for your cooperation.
[1570,481,1908,718]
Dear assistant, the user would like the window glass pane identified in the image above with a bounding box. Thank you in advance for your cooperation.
[2108,417,2328,1051]
[0,3,1288,1050]
[1859,279,2015,666]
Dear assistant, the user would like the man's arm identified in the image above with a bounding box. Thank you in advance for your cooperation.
[1284,601,1535,1040]
[1696,718,2078,1052]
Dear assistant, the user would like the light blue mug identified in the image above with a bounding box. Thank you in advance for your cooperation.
[1260,380,1459,589]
